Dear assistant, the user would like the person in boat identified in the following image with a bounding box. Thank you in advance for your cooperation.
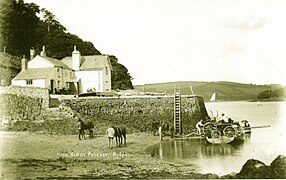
[216,114,228,132]
[196,119,204,135]
[210,116,217,124]
[243,121,250,127]
[216,113,228,124]
[228,118,234,124]
[222,113,228,121]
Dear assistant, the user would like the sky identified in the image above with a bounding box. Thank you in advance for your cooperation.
[25,0,286,85]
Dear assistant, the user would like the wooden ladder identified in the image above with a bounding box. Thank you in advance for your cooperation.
[174,86,182,135]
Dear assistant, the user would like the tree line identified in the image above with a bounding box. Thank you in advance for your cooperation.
[257,88,286,100]
[0,0,133,90]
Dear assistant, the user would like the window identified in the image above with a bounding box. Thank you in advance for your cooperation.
[57,68,60,78]
[26,80,32,85]
[105,81,108,84]
[105,66,108,75]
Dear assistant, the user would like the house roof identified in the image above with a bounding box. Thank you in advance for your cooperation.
[13,68,54,80]
[61,57,73,68]
[80,55,109,70]
[61,55,113,71]
[39,55,71,70]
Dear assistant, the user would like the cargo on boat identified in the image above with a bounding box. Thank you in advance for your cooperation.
[202,120,248,144]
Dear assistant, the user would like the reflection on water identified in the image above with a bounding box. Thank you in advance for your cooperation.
[145,101,286,175]
[147,135,250,160]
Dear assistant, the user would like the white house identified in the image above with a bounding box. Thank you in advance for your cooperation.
[12,46,112,94]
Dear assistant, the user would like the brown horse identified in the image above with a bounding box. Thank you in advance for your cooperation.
[151,121,173,138]
[79,120,94,140]
[152,121,160,136]
[113,126,126,146]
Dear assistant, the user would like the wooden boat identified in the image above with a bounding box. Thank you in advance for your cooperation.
[203,122,244,144]
[206,136,234,144]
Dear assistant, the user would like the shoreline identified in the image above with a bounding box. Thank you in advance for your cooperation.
[1,130,285,179]
[0,131,221,179]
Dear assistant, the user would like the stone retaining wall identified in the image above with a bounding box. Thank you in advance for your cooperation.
[62,95,208,133]
[0,86,49,124]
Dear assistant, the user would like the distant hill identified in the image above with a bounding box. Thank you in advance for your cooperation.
[134,81,284,101]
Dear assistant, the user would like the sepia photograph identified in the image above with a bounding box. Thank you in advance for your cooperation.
[0,0,285,179]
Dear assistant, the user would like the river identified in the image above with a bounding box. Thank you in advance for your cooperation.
[146,101,286,176]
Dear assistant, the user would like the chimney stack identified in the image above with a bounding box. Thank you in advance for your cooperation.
[21,55,28,71]
[30,47,35,60]
[72,45,80,71]
[40,46,46,56]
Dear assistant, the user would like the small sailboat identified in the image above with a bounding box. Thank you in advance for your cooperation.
[210,92,216,102]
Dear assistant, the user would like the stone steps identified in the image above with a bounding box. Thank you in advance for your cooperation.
[41,107,74,121]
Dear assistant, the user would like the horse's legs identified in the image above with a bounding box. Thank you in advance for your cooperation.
[117,136,121,146]
[78,131,81,140]
[82,130,85,139]
[122,134,126,145]
[119,136,122,145]
[108,138,111,148]
[115,137,118,146]
[117,137,120,146]
[89,129,93,138]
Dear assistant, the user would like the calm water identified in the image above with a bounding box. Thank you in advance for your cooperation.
[146,101,286,175]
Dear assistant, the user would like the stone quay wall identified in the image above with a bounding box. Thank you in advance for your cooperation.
[0,86,49,124]
[62,95,209,133]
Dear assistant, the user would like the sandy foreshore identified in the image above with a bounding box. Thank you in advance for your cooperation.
[0,131,222,179]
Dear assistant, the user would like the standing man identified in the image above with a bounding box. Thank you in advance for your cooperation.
[106,126,115,148]
[158,126,163,141]
[77,118,83,140]
[196,119,204,135]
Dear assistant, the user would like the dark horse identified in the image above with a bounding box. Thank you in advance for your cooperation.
[113,126,126,146]
[151,121,174,138]
[152,122,160,136]
[79,120,94,140]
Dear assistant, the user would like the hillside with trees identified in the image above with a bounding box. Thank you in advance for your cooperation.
[0,0,133,89]
[257,88,286,101]
[134,81,285,101]
[0,52,20,86]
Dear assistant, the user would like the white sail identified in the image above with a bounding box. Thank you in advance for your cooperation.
[210,92,216,102]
